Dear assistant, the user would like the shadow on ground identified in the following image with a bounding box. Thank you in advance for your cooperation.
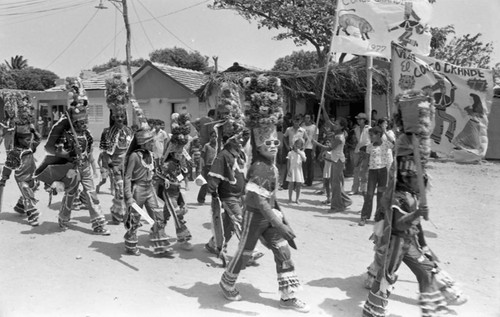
[170,281,280,315]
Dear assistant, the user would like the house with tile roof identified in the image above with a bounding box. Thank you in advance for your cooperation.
[132,60,209,132]
[36,65,139,138]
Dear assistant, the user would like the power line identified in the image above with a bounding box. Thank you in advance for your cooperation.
[135,0,195,51]
[0,1,92,25]
[45,8,100,69]
[131,0,155,52]
[84,27,125,69]
[0,0,94,16]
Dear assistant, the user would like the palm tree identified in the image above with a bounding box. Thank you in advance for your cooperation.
[4,55,29,70]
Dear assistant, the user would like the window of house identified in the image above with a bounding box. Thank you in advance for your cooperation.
[88,104,104,123]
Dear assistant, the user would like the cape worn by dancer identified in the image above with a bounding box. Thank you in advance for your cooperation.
[204,82,263,267]
[100,74,133,224]
[219,74,309,313]
[0,95,41,226]
[35,78,110,235]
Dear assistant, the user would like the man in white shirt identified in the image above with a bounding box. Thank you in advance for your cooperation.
[152,120,169,164]
[350,113,371,195]
[301,114,318,186]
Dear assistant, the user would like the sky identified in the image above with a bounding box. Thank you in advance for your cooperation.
[0,0,499,78]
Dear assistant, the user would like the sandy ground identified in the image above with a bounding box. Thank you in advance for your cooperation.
[0,143,499,317]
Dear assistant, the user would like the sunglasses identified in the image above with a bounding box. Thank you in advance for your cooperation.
[264,139,280,147]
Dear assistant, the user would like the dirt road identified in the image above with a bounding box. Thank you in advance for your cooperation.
[0,146,499,317]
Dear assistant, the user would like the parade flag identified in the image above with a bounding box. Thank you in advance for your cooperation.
[331,0,433,58]
[391,43,494,160]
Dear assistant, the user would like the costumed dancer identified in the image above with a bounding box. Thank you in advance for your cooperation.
[35,77,110,235]
[204,82,263,267]
[0,95,41,226]
[157,113,193,251]
[362,91,463,317]
[99,74,133,224]
[219,74,310,313]
[123,127,173,256]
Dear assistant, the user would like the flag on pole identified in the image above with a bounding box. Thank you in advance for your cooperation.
[391,43,494,161]
[331,0,433,58]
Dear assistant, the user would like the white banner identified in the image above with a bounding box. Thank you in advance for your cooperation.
[391,43,494,159]
[331,0,433,58]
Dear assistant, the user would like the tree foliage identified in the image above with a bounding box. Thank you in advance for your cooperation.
[91,57,146,73]
[4,55,29,70]
[210,0,335,66]
[0,64,17,89]
[149,47,208,71]
[430,25,494,68]
[8,67,59,91]
[272,50,319,71]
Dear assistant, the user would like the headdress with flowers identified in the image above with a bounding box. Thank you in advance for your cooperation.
[214,81,246,144]
[105,74,130,115]
[0,91,33,121]
[243,74,283,129]
[170,112,191,147]
[65,76,89,121]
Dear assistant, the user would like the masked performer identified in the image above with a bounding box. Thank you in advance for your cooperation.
[99,74,133,224]
[157,113,193,251]
[122,128,172,256]
[362,91,463,317]
[35,78,110,235]
[204,82,263,267]
[0,95,41,226]
[219,74,309,313]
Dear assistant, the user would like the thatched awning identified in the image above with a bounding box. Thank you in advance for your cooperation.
[197,59,390,101]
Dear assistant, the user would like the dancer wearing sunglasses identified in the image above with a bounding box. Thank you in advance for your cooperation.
[219,74,309,313]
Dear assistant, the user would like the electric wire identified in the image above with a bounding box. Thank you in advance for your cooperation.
[0,1,93,26]
[83,27,125,69]
[0,0,94,16]
[136,0,195,51]
[45,8,100,69]
[131,0,155,52]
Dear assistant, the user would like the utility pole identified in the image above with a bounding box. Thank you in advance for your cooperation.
[121,0,135,99]
[108,0,134,98]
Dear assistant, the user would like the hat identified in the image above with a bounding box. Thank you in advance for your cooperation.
[135,129,154,145]
[355,113,368,120]
[105,74,129,123]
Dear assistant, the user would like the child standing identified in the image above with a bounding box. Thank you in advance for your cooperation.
[320,140,333,204]
[197,131,217,204]
[286,138,306,204]
[189,137,202,181]
[95,150,114,195]
[358,126,394,226]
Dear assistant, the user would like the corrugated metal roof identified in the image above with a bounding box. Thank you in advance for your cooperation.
[150,62,207,92]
